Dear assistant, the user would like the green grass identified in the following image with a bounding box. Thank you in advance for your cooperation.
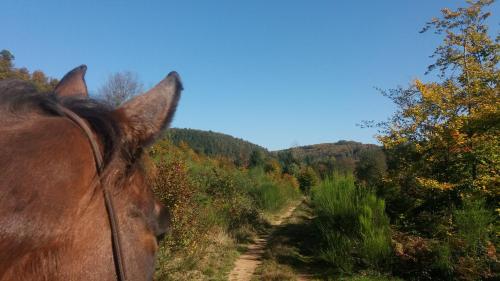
[247,167,301,214]
[311,174,392,272]
[253,196,400,281]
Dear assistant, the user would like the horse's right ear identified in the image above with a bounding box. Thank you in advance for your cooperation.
[114,71,182,149]
[54,65,88,98]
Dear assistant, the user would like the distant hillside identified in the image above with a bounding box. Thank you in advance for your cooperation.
[163,128,381,175]
[274,141,381,176]
[278,140,380,162]
[277,140,380,163]
[163,128,269,165]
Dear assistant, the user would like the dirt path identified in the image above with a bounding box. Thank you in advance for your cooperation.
[251,200,319,281]
[228,201,303,281]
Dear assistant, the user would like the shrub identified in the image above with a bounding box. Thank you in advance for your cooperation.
[247,167,301,214]
[152,157,199,251]
[312,174,392,273]
[391,198,498,281]
[453,198,493,255]
[451,198,496,280]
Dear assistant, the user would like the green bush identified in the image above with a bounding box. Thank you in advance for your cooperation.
[247,168,301,213]
[297,166,319,194]
[312,174,391,273]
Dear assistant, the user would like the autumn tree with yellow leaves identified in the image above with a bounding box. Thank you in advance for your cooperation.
[378,0,498,217]
[0,49,58,92]
[375,2,498,278]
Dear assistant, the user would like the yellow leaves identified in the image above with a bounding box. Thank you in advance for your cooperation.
[377,131,409,149]
[414,143,424,153]
[416,177,456,191]
[415,80,439,104]
[414,79,459,114]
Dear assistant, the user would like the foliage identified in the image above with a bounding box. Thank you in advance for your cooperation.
[391,231,436,280]
[149,138,301,280]
[277,141,382,179]
[374,1,499,280]
[377,0,499,208]
[280,141,380,164]
[249,149,266,168]
[450,198,497,280]
[297,166,319,194]
[0,49,58,92]
[165,129,380,183]
[355,149,387,188]
[312,174,392,273]
[276,150,300,176]
[247,167,301,213]
[152,154,199,251]
[165,128,269,166]
[98,71,143,107]
[454,198,494,255]
[264,158,282,175]
[391,199,498,281]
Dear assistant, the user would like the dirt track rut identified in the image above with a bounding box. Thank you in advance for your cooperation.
[227,201,302,281]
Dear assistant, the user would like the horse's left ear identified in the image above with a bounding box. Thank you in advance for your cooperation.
[55,65,88,97]
[114,71,182,148]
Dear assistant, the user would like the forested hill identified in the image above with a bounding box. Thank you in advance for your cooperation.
[163,128,269,165]
[163,128,380,174]
[277,141,380,163]
[274,141,381,173]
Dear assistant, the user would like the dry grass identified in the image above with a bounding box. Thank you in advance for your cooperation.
[155,227,238,281]
[252,260,297,281]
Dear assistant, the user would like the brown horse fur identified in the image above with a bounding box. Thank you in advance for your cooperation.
[0,66,182,281]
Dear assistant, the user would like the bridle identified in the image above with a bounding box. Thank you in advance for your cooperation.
[58,105,127,281]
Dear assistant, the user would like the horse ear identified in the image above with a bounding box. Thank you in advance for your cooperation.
[114,71,182,148]
[55,65,88,97]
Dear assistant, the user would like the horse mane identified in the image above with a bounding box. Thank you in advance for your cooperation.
[0,79,121,166]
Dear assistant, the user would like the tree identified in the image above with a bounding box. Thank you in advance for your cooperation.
[264,158,282,175]
[98,71,143,107]
[0,50,15,79]
[355,149,387,188]
[379,0,498,202]
[31,70,56,92]
[249,149,265,168]
[0,49,58,91]
[297,166,318,194]
[277,150,299,175]
[375,3,498,278]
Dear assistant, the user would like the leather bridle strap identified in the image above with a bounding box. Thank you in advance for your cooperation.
[58,106,127,281]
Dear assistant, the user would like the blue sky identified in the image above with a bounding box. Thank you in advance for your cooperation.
[2,1,498,150]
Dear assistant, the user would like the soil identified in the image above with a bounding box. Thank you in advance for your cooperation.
[228,201,303,281]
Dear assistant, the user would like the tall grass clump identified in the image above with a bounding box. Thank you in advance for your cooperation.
[312,174,391,273]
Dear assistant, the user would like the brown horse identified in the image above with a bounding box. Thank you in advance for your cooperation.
[0,65,182,280]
